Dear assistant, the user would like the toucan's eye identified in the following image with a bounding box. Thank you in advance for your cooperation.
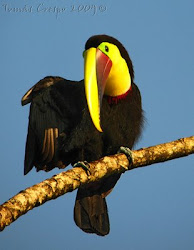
[105,46,109,52]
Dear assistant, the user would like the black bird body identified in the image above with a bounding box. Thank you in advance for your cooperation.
[22,35,143,236]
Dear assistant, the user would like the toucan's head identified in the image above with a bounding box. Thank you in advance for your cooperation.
[83,34,134,132]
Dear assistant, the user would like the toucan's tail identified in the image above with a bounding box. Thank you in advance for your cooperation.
[74,188,110,236]
[74,173,121,236]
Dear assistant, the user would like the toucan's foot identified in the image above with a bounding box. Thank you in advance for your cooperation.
[73,161,91,175]
[118,146,133,166]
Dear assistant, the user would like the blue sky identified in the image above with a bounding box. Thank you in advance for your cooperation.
[0,0,193,249]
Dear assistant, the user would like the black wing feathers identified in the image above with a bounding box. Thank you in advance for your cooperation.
[21,76,64,106]
[22,76,77,174]
[24,124,37,175]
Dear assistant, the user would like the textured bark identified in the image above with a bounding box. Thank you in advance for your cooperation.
[0,136,193,231]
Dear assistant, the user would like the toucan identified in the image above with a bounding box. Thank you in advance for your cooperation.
[21,34,143,236]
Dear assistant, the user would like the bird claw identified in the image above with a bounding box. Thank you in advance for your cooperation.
[118,146,133,166]
[73,161,91,175]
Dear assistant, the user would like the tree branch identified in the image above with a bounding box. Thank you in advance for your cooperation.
[0,136,193,231]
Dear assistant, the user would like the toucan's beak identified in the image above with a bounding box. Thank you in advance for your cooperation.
[84,48,112,132]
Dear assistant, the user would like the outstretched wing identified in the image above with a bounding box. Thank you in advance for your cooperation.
[22,76,82,175]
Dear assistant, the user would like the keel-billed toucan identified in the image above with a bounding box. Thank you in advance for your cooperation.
[22,34,143,236]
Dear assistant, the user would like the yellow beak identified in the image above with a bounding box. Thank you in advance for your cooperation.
[84,48,112,132]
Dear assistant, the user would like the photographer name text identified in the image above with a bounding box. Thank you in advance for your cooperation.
[2,3,107,18]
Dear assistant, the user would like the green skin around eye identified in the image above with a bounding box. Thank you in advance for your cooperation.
[98,42,110,56]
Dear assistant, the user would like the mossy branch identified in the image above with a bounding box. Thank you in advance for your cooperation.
[0,136,193,232]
